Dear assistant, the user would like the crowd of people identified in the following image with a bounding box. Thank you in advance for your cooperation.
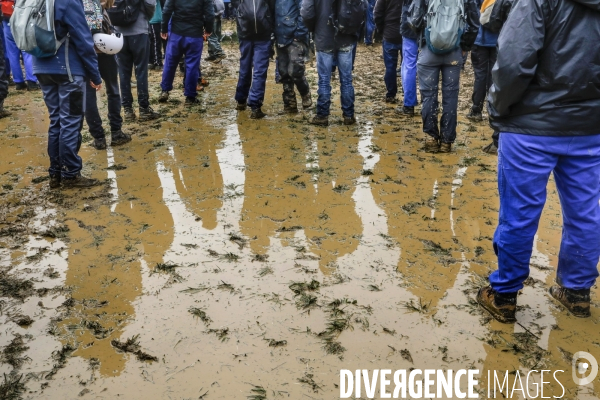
[0,0,598,324]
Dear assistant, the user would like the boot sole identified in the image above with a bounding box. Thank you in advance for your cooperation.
[476,295,517,324]
[547,288,591,318]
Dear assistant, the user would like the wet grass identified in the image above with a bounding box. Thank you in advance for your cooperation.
[46,343,77,379]
[0,335,30,369]
[0,373,26,400]
[221,252,239,262]
[295,293,318,311]
[111,335,158,362]
[217,281,235,292]
[189,307,212,325]
[298,372,321,392]
[0,269,35,300]
[401,201,423,215]
[257,266,274,276]
[265,338,287,347]
[400,298,432,314]
[207,328,230,342]
[322,338,346,356]
[229,232,247,249]
[180,284,210,294]
[153,262,184,281]
[289,279,320,295]
[421,240,451,256]
[332,184,350,193]
[400,349,414,363]
[252,254,269,263]
[83,319,113,339]
[247,385,267,400]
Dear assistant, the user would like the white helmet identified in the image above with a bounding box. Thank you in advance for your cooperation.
[93,33,124,55]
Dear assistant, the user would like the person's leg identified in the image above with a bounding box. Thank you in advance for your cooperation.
[552,136,600,290]
[57,75,86,178]
[417,49,441,141]
[489,133,559,293]
[439,49,462,145]
[401,37,418,107]
[382,40,398,99]
[0,22,8,112]
[289,41,310,97]
[117,37,135,109]
[98,54,124,134]
[161,33,184,92]
[235,40,253,105]
[22,52,37,83]
[183,37,203,99]
[315,51,333,117]
[364,0,375,45]
[336,47,355,118]
[131,34,151,108]
[208,17,224,57]
[485,46,497,94]
[470,45,487,114]
[148,23,161,66]
[37,75,62,177]
[3,21,24,84]
[277,44,296,110]
[247,40,270,110]
[84,78,105,140]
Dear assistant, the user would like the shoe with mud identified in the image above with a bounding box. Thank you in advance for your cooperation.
[439,143,452,153]
[310,115,329,126]
[482,142,498,155]
[198,78,209,88]
[466,109,483,121]
[158,91,170,103]
[0,101,11,119]
[15,82,27,90]
[548,285,591,318]
[62,174,100,188]
[185,97,201,106]
[92,137,107,150]
[396,105,415,116]
[301,93,312,109]
[215,54,226,62]
[236,102,247,111]
[283,104,298,114]
[424,136,440,153]
[476,286,517,323]
[250,108,266,119]
[343,115,357,125]
[385,97,397,104]
[111,130,132,146]
[49,175,61,189]
[205,55,217,62]
[27,80,40,91]
[124,107,136,121]
[139,106,160,121]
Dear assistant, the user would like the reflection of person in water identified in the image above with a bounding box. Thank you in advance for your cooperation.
[237,120,362,272]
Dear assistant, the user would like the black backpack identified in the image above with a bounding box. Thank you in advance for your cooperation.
[329,0,366,36]
[107,0,141,27]
[236,0,273,36]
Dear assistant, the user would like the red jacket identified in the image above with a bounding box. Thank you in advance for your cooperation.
[1,0,14,20]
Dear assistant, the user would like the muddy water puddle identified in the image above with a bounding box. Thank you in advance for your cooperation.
[0,36,598,399]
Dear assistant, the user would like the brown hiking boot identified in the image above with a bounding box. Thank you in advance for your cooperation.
[439,143,452,153]
[158,91,170,103]
[283,104,299,113]
[301,93,313,109]
[424,136,440,153]
[139,106,160,121]
[548,285,591,318]
[310,115,329,127]
[49,175,61,189]
[236,102,247,111]
[343,115,357,125]
[476,286,517,323]
[250,108,266,119]
[62,174,100,189]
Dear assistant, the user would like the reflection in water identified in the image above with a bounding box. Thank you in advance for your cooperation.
[106,147,118,213]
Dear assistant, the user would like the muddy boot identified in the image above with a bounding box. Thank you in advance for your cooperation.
[549,286,591,318]
[343,115,357,125]
[397,106,415,116]
[250,108,266,119]
[139,106,160,121]
[124,107,136,122]
[158,91,170,103]
[482,142,498,155]
[236,102,247,111]
[282,83,298,113]
[185,97,201,106]
[385,97,397,104]
[62,174,100,189]
[27,80,40,91]
[423,135,440,153]
[0,100,11,119]
[49,175,61,189]
[92,137,107,150]
[439,143,452,153]
[466,107,483,121]
[301,93,313,109]
[310,115,328,127]
[15,82,27,90]
[111,130,132,146]
[476,286,517,323]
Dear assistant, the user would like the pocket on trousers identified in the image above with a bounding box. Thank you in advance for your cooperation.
[70,91,84,116]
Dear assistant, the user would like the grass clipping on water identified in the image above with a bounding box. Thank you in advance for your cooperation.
[111,335,158,362]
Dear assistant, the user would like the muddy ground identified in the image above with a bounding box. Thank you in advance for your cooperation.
[0,23,598,399]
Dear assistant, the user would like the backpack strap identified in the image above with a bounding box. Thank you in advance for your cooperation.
[57,34,73,82]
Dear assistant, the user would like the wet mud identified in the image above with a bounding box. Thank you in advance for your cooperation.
[0,24,598,399]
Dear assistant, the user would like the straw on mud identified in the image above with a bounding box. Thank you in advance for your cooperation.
[189,307,211,325]
[298,372,321,393]
[400,298,432,313]
[257,266,273,276]
[247,385,267,400]
[0,373,26,400]
[0,335,30,369]
[207,328,229,342]
[111,335,158,362]
[264,339,287,348]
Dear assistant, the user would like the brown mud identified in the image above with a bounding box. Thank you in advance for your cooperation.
[0,23,598,399]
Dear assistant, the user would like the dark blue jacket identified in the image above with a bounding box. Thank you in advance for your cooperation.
[32,0,101,84]
[474,0,498,47]
[400,0,418,40]
[275,0,309,46]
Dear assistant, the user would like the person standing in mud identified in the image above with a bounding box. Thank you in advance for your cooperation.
[33,0,103,188]
[85,0,132,150]
[231,0,276,119]
[301,0,361,126]
[0,5,8,119]
[158,0,214,105]
[408,0,479,153]
[205,0,227,63]
[374,0,403,105]
[477,0,600,323]
[274,0,313,113]
[396,0,419,116]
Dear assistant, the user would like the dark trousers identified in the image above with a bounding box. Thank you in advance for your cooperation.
[0,22,7,101]
[38,74,85,178]
[117,34,150,109]
[276,41,310,107]
[470,44,497,113]
[149,23,165,67]
[85,54,123,138]
[235,40,271,109]
[418,47,462,144]
[382,40,402,98]
[161,32,203,98]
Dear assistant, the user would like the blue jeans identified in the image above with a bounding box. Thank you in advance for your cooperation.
[490,133,600,293]
[207,17,224,57]
[382,40,402,98]
[38,74,86,178]
[235,40,271,109]
[401,37,418,107]
[418,47,462,144]
[161,32,203,98]
[365,0,376,45]
[3,21,36,83]
[316,49,355,117]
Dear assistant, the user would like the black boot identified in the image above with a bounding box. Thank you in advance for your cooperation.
[0,100,11,119]
[111,130,132,146]
[139,106,160,121]
[250,108,266,119]
[62,174,100,188]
